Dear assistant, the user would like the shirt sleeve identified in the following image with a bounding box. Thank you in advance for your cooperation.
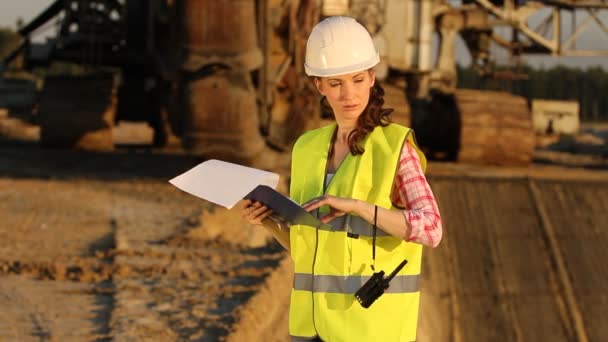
[390,140,443,248]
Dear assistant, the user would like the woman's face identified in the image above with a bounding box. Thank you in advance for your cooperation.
[314,70,375,122]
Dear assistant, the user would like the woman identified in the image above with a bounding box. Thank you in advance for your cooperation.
[242,16,442,342]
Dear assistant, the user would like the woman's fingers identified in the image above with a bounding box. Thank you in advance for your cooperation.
[250,206,273,224]
[320,210,346,223]
[256,209,274,223]
[303,195,354,214]
[250,203,269,218]
[241,200,273,224]
[302,196,329,211]
[241,200,258,218]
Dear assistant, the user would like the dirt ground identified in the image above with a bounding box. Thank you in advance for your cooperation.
[0,118,290,341]
[1,114,607,341]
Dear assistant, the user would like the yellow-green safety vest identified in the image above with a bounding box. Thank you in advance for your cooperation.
[289,123,427,342]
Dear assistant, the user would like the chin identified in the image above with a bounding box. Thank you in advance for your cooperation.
[337,111,363,121]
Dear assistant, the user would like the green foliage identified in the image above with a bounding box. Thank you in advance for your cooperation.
[457,64,608,122]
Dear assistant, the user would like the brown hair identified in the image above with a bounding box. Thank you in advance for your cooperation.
[322,82,393,156]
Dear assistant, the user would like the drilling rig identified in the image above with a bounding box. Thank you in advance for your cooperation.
[3,0,607,166]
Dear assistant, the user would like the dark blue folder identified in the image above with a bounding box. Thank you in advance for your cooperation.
[244,185,330,229]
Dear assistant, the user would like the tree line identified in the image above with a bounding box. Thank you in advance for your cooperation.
[458,64,608,122]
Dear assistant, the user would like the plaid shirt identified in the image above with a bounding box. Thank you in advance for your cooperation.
[391,141,443,248]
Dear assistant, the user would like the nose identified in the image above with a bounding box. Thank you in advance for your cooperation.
[340,82,355,100]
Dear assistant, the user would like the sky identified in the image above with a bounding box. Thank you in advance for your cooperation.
[1,0,606,70]
[0,2,52,30]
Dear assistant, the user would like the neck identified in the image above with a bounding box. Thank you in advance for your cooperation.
[335,119,357,144]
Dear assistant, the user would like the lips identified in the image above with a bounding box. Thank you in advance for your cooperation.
[342,104,359,111]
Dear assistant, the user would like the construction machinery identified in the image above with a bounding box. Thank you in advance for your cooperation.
[2,0,607,165]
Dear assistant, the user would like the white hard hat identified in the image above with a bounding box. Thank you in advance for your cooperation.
[305,16,379,77]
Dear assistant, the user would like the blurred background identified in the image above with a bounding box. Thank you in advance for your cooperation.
[0,1,606,341]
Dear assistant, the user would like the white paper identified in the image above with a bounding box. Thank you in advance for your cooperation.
[169,159,279,209]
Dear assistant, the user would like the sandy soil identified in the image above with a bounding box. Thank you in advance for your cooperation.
[0,171,287,341]
[0,117,291,341]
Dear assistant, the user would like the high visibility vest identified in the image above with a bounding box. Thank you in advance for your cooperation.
[289,123,427,342]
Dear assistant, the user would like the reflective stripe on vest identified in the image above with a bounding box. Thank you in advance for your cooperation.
[291,338,416,342]
[291,336,321,342]
[325,213,390,237]
[293,273,420,293]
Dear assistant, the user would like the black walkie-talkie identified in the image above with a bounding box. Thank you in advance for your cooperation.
[354,259,408,308]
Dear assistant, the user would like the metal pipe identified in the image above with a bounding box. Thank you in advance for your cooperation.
[19,0,64,37]
[419,0,434,72]
[553,7,561,54]
[406,0,418,68]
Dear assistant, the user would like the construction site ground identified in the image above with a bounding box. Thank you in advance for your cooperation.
[1,114,607,341]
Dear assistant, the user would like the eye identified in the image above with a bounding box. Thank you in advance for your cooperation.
[354,78,364,83]
[329,82,340,87]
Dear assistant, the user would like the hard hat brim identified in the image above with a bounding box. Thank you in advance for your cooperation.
[304,53,380,77]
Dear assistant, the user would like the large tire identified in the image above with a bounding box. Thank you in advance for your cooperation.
[411,92,461,162]
[38,74,116,151]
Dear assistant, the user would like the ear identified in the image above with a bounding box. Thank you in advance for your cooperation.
[369,70,376,88]
[313,78,324,96]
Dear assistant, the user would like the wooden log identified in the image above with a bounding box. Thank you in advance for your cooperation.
[456,89,535,166]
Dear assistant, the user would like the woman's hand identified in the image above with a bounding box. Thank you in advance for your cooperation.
[241,200,291,251]
[302,195,359,224]
[241,200,273,225]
